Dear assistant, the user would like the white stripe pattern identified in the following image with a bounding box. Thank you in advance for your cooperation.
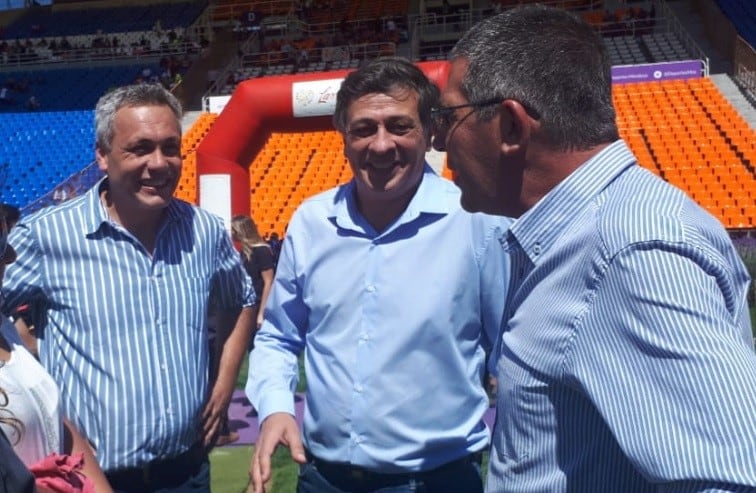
[486,140,756,492]
[1,178,255,471]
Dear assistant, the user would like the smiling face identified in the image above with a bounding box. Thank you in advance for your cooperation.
[433,58,522,217]
[96,104,182,223]
[342,87,430,212]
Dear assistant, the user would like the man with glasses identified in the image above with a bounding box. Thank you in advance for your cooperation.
[246,56,511,493]
[433,5,756,492]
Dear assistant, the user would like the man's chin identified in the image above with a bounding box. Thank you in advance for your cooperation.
[137,192,174,210]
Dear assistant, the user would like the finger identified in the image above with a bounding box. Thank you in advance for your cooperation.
[251,449,268,493]
[201,400,214,421]
[258,437,276,488]
[286,430,307,464]
[203,415,220,446]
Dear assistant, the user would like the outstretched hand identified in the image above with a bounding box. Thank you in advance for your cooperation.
[249,413,306,493]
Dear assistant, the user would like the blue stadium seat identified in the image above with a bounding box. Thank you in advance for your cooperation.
[716,0,756,47]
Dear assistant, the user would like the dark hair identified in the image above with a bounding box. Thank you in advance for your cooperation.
[450,4,619,151]
[0,203,20,229]
[332,56,440,138]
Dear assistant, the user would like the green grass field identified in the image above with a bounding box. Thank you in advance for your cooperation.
[210,445,300,493]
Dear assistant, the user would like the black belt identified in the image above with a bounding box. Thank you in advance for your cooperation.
[105,443,207,492]
[305,449,483,492]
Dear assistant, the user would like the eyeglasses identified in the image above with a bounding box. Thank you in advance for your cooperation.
[430,98,503,129]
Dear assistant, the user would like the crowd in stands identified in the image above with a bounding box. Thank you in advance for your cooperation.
[0,25,209,66]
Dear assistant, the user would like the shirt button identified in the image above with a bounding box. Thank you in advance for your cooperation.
[533,243,541,255]
[355,384,363,393]
[355,436,364,444]
[366,285,376,292]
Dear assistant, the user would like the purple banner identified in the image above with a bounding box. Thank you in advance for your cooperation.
[611,60,703,84]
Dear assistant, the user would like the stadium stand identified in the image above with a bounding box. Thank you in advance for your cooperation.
[714,0,756,48]
[615,77,755,229]
[2,1,208,38]
[0,0,753,239]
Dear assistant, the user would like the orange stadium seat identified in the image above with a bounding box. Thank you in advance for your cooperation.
[613,78,756,230]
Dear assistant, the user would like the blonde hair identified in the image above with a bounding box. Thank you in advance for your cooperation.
[230,215,268,261]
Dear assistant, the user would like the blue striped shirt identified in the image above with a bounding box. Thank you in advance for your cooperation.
[486,140,756,492]
[247,166,512,472]
[1,178,255,471]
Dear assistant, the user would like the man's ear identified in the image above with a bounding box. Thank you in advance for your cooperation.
[95,147,108,172]
[500,100,534,156]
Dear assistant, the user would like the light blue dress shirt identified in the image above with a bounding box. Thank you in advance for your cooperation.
[486,140,756,492]
[246,165,511,473]
[1,178,255,472]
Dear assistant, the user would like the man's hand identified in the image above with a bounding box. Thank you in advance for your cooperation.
[249,413,306,493]
[201,382,234,447]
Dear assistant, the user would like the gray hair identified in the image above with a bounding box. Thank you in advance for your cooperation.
[450,5,619,151]
[95,84,183,153]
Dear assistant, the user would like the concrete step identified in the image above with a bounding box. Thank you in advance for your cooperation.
[710,73,756,130]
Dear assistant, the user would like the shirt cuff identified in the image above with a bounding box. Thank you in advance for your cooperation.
[254,389,296,426]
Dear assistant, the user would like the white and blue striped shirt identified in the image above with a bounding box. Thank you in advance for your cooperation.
[486,140,756,492]
[1,178,255,472]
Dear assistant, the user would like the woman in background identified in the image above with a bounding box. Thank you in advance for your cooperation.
[211,215,275,447]
[0,205,112,493]
[231,215,274,335]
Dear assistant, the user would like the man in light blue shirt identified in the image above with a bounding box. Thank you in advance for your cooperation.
[433,5,756,492]
[246,57,510,493]
[2,84,256,492]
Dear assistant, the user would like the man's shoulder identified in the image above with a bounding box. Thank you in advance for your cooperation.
[596,168,719,253]
[21,192,91,228]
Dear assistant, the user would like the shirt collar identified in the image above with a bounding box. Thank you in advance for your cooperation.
[508,140,636,263]
[83,177,185,235]
[333,163,456,235]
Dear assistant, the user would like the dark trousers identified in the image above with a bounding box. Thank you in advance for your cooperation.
[297,451,483,493]
[106,445,210,493]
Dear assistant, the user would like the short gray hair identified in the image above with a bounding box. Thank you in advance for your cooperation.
[95,84,183,153]
[450,5,619,151]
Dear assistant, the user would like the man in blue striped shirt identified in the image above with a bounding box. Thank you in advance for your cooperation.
[433,5,756,492]
[1,84,256,492]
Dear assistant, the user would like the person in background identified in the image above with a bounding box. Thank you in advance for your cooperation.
[246,56,510,493]
[211,215,276,448]
[433,5,756,491]
[231,215,275,334]
[266,232,282,269]
[0,205,39,356]
[0,204,112,493]
[1,84,256,493]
